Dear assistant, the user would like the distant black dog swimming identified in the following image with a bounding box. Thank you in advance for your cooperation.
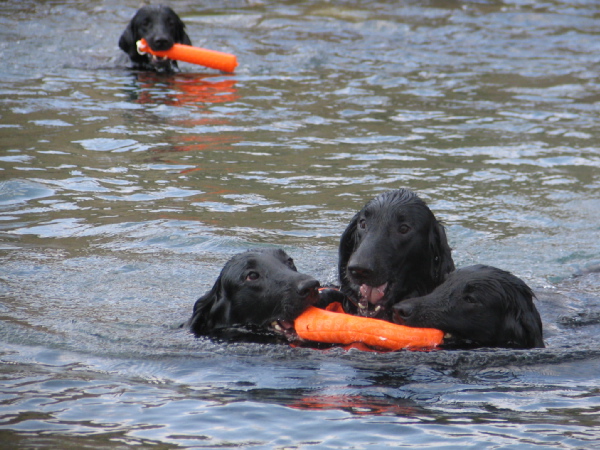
[325,189,455,321]
[188,249,320,343]
[119,5,192,71]
[393,265,545,349]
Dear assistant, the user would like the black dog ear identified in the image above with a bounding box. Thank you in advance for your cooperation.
[429,220,455,284]
[118,21,138,57]
[500,283,545,348]
[521,310,545,348]
[513,294,545,348]
[338,212,359,287]
[181,30,192,46]
[503,310,545,349]
[177,20,192,46]
[188,275,231,336]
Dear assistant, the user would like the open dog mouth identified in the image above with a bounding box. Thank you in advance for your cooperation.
[269,287,320,341]
[150,54,171,65]
[357,282,388,317]
[270,320,298,341]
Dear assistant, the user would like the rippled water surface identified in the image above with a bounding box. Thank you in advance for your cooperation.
[1,0,600,448]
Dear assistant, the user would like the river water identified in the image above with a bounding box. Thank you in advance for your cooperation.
[1,0,600,448]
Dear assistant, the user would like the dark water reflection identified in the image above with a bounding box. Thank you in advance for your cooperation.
[1,0,600,448]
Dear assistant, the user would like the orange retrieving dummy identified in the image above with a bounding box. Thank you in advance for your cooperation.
[136,39,238,72]
[294,304,444,351]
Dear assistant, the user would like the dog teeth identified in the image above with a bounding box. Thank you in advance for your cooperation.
[444,333,452,339]
[358,303,367,309]
[272,321,282,331]
[374,305,381,312]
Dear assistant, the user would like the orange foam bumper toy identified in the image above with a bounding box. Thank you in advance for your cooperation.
[294,304,444,351]
[137,39,238,72]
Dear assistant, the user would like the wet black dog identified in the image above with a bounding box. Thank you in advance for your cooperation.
[327,189,455,321]
[393,265,545,349]
[119,5,192,71]
[188,248,320,342]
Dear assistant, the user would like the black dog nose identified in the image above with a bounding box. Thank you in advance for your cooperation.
[151,37,173,51]
[297,279,320,298]
[347,265,374,284]
[392,302,413,325]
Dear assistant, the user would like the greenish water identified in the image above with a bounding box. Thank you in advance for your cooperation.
[1,0,599,448]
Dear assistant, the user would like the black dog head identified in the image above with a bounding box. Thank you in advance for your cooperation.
[119,5,192,71]
[393,265,545,349]
[188,248,320,342]
[339,189,454,320]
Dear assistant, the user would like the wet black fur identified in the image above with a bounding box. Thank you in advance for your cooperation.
[119,5,191,71]
[188,248,320,342]
[393,265,545,349]
[336,189,455,320]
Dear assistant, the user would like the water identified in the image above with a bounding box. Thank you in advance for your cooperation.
[1,0,600,448]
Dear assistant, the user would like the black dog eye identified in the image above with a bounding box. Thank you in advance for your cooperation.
[287,258,297,271]
[464,294,479,304]
[398,224,410,234]
[358,219,367,230]
[246,272,260,281]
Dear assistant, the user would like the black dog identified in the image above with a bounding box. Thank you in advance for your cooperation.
[119,5,192,71]
[188,248,320,342]
[329,189,455,320]
[393,265,545,349]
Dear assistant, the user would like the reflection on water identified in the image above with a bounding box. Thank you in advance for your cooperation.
[1,0,600,448]
[130,73,240,106]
